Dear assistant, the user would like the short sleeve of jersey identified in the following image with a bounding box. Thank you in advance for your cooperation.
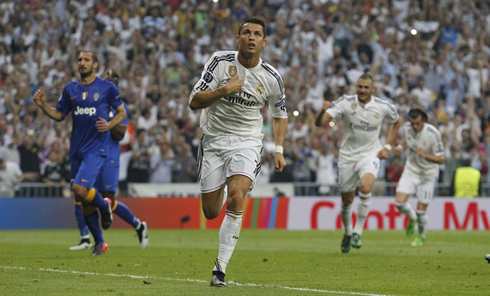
[268,71,287,119]
[56,85,72,116]
[429,126,444,156]
[189,52,223,103]
[107,83,123,110]
[326,96,346,118]
[121,103,129,126]
[384,101,399,123]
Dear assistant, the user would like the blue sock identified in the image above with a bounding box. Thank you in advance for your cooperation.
[114,201,140,229]
[86,188,109,211]
[74,203,90,238]
[85,211,104,244]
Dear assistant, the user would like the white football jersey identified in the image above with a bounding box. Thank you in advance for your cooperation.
[401,122,444,178]
[326,95,399,163]
[189,51,287,138]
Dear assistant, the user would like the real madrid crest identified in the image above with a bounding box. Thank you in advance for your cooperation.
[94,93,99,101]
[374,112,380,119]
[351,103,357,110]
[228,66,237,77]
[256,84,264,95]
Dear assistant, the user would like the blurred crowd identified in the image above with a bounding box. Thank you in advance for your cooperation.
[0,0,489,197]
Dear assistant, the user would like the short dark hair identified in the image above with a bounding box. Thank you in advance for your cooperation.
[358,73,374,83]
[238,17,266,37]
[408,108,428,122]
[79,50,98,64]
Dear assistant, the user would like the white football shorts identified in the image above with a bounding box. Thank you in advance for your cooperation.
[396,171,438,204]
[338,157,381,193]
[198,134,263,193]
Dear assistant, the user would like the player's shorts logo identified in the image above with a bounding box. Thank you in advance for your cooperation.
[94,93,99,101]
[228,66,237,77]
[81,179,89,182]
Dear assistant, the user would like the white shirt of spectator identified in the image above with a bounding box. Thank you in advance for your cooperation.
[189,51,287,138]
[401,122,444,178]
[326,95,399,163]
[0,160,22,192]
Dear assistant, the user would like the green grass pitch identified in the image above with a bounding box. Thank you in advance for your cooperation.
[0,229,488,295]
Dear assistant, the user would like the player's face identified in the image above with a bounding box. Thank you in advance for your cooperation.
[237,23,266,58]
[409,115,424,133]
[77,52,97,77]
[356,78,374,103]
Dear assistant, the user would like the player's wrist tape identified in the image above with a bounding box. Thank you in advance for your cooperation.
[384,144,392,151]
[396,144,403,150]
[275,146,284,154]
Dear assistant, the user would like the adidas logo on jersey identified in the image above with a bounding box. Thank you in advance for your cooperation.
[74,106,97,116]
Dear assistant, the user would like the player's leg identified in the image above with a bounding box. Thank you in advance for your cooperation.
[352,157,380,249]
[69,194,92,250]
[411,177,436,247]
[82,203,108,255]
[72,153,113,229]
[338,161,358,253]
[395,173,417,237]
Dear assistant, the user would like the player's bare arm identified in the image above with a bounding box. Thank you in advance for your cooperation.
[378,118,402,159]
[110,124,127,141]
[96,104,126,133]
[189,76,243,110]
[314,101,333,127]
[416,147,445,164]
[272,117,288,172]
[32,89,65,122]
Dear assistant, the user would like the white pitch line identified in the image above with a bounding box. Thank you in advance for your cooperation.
[0,266,390,296]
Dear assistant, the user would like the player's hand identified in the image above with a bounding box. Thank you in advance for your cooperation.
[321,100,332,111]
[95,117,110,132]
[225,76,243,94]
[377,147,389,159]
[32,89,46,107]
[274,153,287,172]
[416,147,425,157]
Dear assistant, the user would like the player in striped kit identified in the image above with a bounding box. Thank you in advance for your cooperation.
[393,108,445,247]
[189,17,288,286]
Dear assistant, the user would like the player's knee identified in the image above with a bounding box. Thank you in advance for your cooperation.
[202,206,220,220]
[359,184,372,195]
[226,194,243,212]
[72,184,88,199]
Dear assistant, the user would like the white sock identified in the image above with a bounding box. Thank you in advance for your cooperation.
[353,192,372,235]
[416,211,428,239]
[395,202,417,221]
[341,203,352,235]
[214,210,242,274]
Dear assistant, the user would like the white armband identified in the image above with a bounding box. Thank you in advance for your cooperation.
[384,144,392,151]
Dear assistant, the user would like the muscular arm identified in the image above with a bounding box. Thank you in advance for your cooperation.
[32,90,65,122]
[314,101,333,127]
[110,124,127,141]
[378,118,402,159]
[189,76,243,110]
[272,117,288,172]
[416,148,445,164]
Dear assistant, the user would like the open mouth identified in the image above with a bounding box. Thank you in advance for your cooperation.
[247,43,256,49]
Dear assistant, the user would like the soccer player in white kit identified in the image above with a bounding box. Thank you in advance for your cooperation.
[393,108,444,247]
[189,17,288,286]
[315,73,401,253]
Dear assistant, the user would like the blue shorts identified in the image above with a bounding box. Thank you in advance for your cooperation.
[71,152,106,189]
[94,155,119,193]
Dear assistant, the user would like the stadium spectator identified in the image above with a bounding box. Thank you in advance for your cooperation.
[40,149,66,197]
[452,156,482,198]
[0,158,23,197]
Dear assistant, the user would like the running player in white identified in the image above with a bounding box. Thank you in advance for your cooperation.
[393,108,444,246]
[315,73,401,253]
[189,17,288,286]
